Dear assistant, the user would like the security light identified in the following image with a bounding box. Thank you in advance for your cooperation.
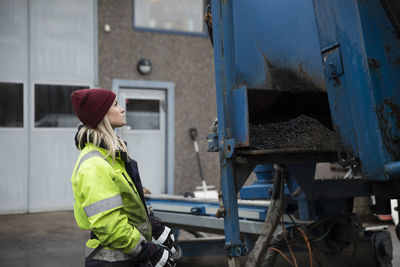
[137,59,152,75]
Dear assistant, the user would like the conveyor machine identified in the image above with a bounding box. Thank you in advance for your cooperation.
[204,0,400,266]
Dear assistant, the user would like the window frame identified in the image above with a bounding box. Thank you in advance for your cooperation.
[0,81,25,129]
[125,98,161,131]
[132,0,209,37]
[32,82,90,130]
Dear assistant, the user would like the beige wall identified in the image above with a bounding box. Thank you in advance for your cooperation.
[97,0,220,194]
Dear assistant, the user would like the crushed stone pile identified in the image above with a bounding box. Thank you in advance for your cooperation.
[248,115,339,151]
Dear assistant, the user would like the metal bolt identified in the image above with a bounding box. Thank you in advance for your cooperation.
[329,63,336,75]
[235,247,242,256]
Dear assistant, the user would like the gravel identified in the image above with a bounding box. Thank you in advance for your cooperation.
[247,115,339,151]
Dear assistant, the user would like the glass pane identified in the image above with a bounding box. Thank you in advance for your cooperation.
[134,0,205,34]
[35,84,88,128]
[0,82,23,127]
[125,99,160,130]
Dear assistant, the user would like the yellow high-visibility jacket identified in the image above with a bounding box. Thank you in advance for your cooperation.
[71,143,151,260]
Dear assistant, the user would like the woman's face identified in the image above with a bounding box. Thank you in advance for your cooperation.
[107,99,126,129]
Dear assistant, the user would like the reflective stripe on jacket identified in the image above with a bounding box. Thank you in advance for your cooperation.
[71,143,152,257]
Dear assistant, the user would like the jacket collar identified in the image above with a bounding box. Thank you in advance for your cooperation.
[74,125,129,163]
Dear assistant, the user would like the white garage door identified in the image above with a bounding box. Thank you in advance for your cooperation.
[0,0,96,213]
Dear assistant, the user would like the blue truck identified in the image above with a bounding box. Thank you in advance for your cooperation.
[148,0,400,266]
[204,0,400,266]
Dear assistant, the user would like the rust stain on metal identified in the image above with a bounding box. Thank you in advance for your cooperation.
[368,58,381,68]
[383,43,400,65]
[332,76,341,86]
[384,44,393,63]
[297,62,306,77]
[376,96,400,160]
[384,44,392,53]
[332,121,358,168]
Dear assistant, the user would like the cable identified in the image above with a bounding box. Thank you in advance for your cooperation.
[310,240,322,266]
[299,228,314,266]
[296,227,314,267]
[287,213,298,227]
[246,165,285,267]
[268,247,294,266]
[282,213,299,267]
[311,223,335,242]
[284,206,321,266]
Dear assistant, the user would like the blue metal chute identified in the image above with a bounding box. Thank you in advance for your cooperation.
[212,0,400,180]
[232,0,326,92]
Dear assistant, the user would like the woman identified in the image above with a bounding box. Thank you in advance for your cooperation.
[70,88,176,267]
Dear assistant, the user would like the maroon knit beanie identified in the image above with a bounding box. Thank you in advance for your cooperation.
[71,89,116,128]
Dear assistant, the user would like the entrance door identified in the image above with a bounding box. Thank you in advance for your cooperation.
[119,89,166,194]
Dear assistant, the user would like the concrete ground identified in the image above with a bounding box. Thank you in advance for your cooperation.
[0,211,398,267]
[0,211,86,267]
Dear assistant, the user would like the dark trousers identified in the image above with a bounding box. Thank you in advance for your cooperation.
[85,259,139,267]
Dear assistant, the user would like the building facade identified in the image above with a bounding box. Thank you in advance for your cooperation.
[0,0,219,213]
[97,0,219,196]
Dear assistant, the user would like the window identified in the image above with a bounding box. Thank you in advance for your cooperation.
[0,82,23,127]
[133,0,206,35]
[35,84,88,128]
[125,99,160,130]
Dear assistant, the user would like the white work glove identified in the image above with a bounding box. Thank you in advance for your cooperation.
[137,241,176,267]
[152,226,176,254]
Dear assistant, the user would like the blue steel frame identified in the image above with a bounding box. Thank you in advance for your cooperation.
[212,0,246,258]
[240,165,275,200]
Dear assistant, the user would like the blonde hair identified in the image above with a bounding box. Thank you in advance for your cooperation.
[77,115,128,161]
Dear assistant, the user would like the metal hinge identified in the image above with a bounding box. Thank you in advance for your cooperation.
[321,42,344,79]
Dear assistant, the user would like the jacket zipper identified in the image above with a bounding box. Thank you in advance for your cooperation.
[122,172,151,221]
[122,172,138,195]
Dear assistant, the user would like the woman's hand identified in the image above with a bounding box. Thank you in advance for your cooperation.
[137,242,176,267]
[152,226,176,254]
